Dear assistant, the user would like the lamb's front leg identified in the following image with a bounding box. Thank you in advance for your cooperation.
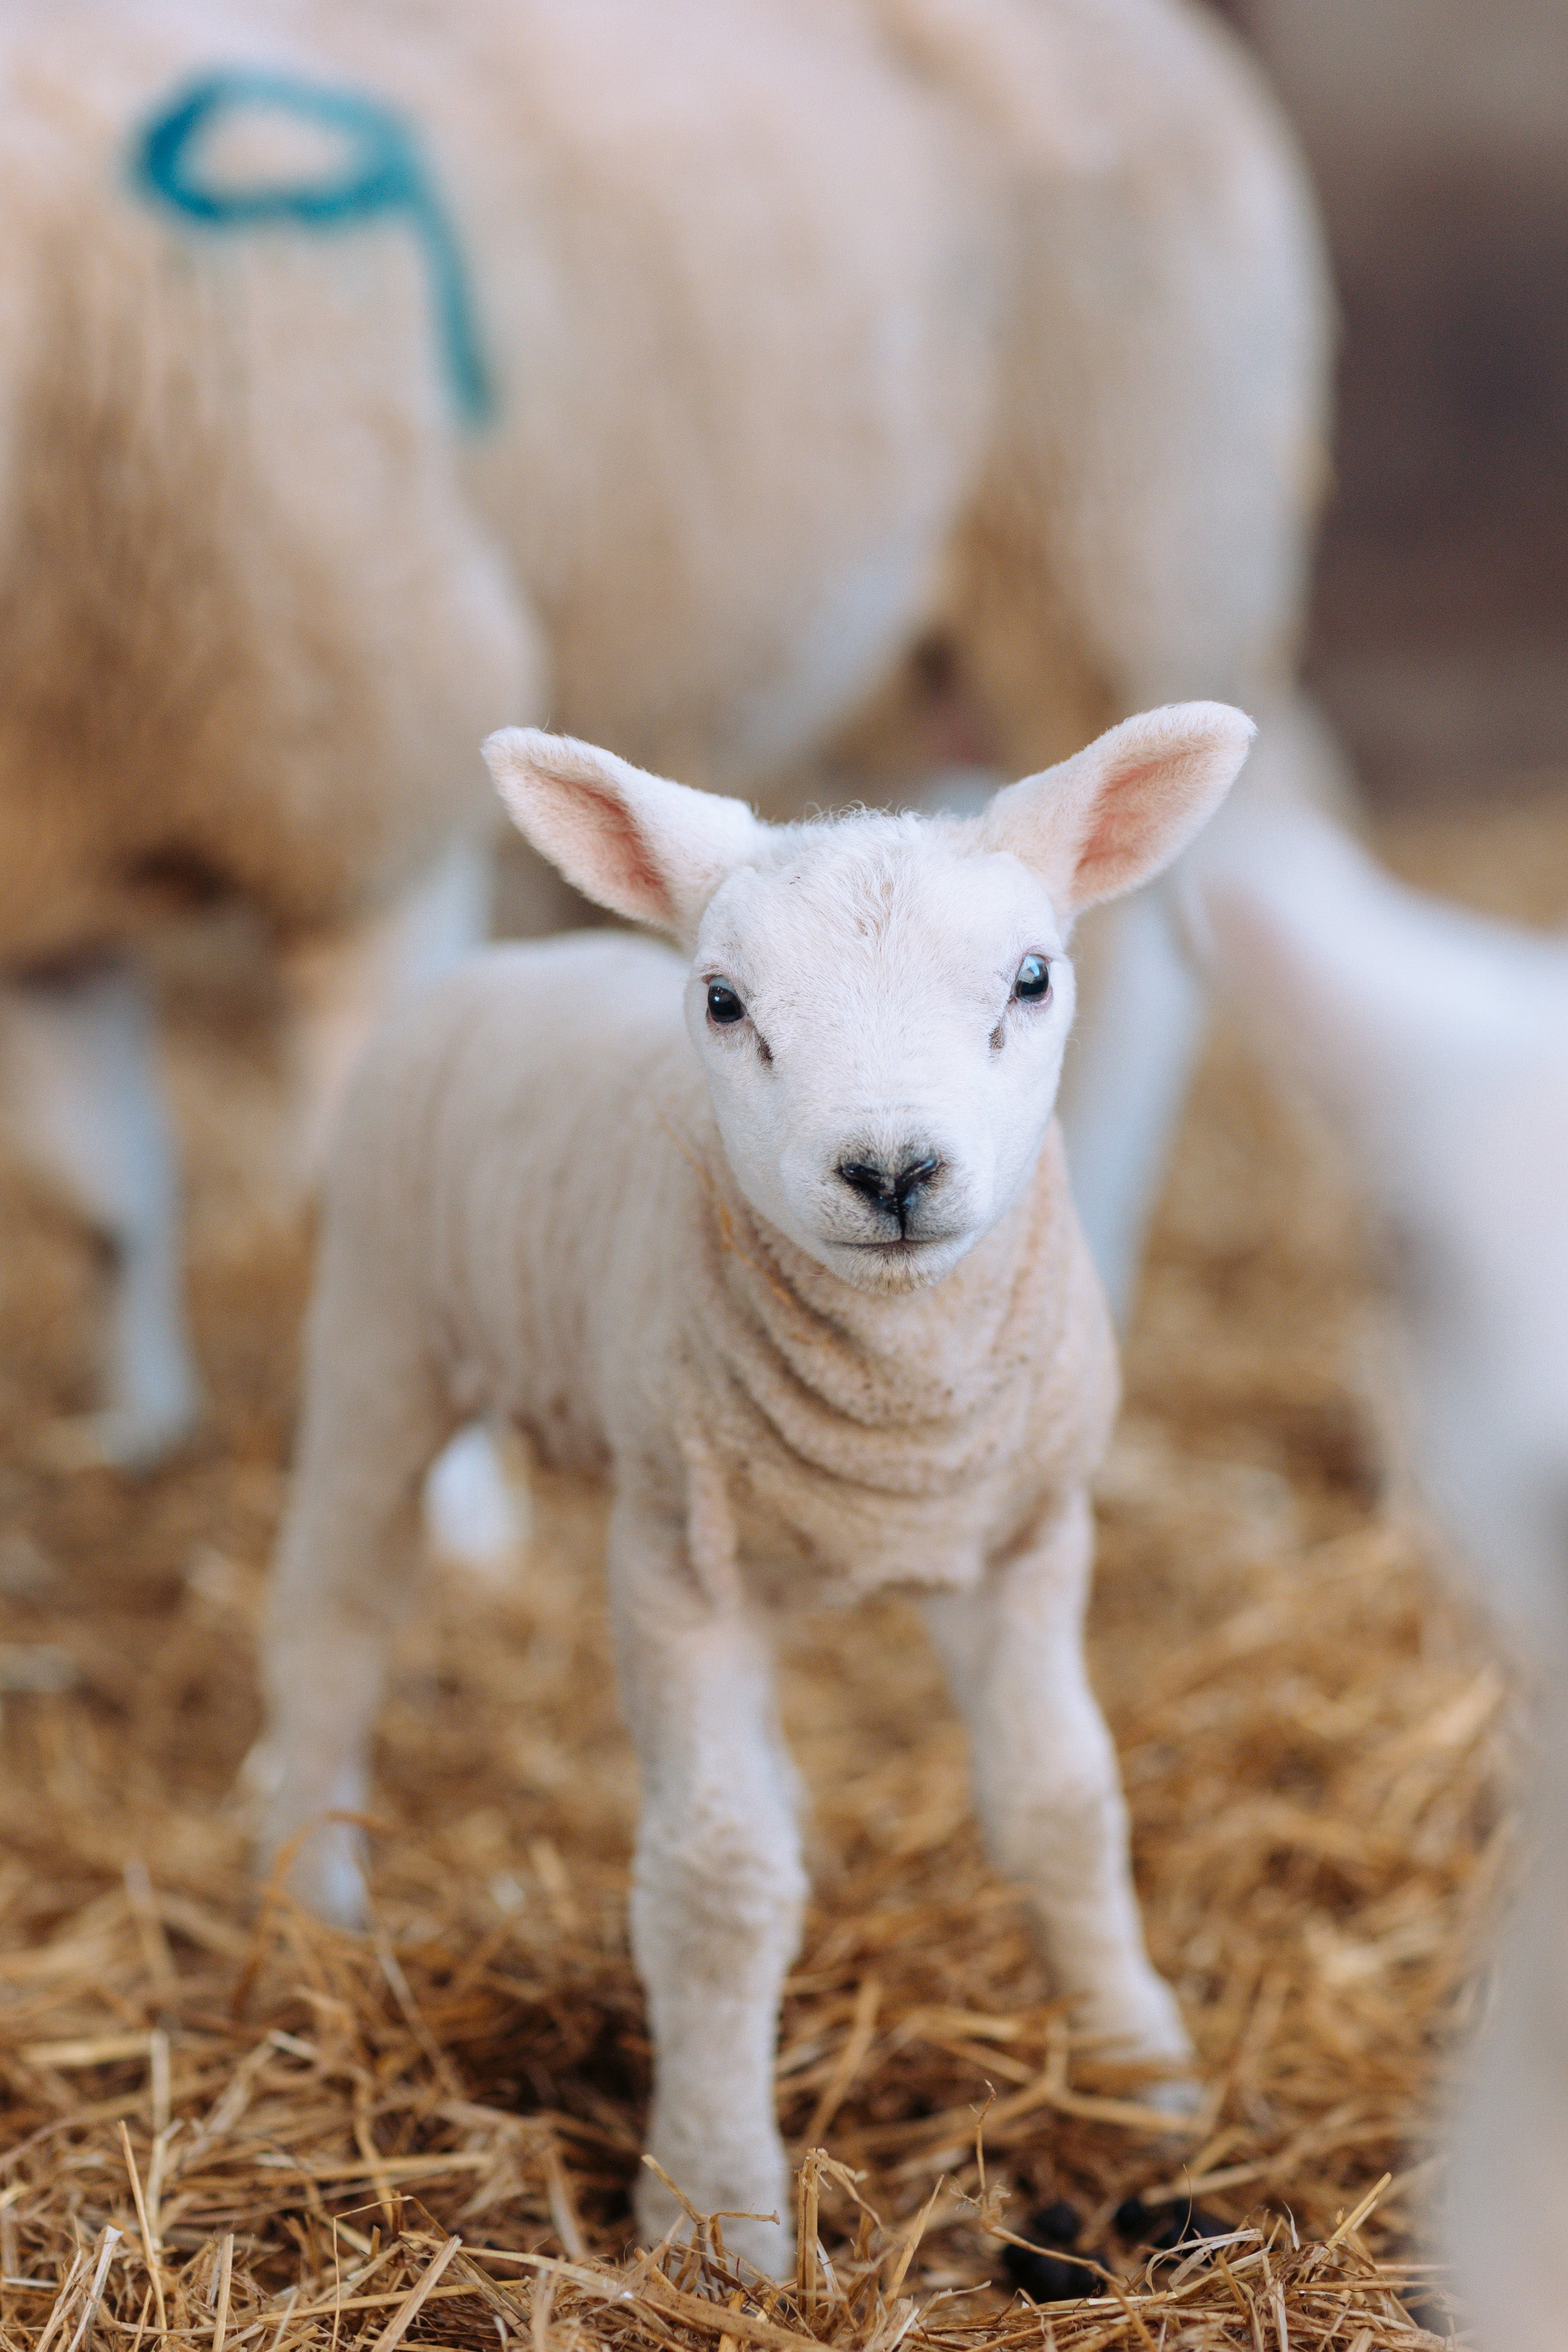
[924,1493,1192,2093]
[609,1497,804,2278]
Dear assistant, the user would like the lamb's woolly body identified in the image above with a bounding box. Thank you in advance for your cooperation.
[342,935,1115,1607]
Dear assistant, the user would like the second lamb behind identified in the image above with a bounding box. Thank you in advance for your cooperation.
[256,703,1254,2272]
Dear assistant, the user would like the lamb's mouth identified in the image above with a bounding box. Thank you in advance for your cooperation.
[843,1233,955,1254]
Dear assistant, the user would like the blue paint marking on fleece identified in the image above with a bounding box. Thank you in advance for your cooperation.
[133,68,494,427]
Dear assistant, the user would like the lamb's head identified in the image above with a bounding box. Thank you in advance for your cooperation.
[484,704,1253,1294]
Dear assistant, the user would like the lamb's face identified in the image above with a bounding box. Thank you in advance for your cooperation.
[686,821,1076,1292]
[484,703,1255,1295]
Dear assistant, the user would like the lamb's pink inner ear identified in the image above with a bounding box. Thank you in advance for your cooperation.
[543,774,674,923]
[482,727,759,936]
[985,701,1256,918]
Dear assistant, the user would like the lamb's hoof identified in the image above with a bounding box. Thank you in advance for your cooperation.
[713,2210,794,2283]
[636,2165,792,2281]
[1074,1975,1198,2119]
[266,1828,370,1932]
[423,1421,532,1580]
[246,1762,371,1930]
[36,1401,199,1474]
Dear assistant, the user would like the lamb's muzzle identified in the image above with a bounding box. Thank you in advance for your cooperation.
[835,1147,942,1232]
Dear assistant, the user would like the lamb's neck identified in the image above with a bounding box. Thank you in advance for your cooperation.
[671,1120,1108,1588]
[701,1127,1079,1435]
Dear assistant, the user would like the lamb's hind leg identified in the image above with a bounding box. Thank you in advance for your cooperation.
[253,1181,455,1926]
[924,1494,1192,2094]
[609,1496,804,2278]
[1,958,200,1468]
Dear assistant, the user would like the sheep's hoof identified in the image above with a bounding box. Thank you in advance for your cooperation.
[35,1402,200,1475]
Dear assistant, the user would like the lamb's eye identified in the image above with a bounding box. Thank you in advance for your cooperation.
[1014,954,1051,1002]
[706,980,745,1025]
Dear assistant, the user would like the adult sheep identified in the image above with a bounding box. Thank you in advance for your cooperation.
[0,0,1334,1465]
[1195,807,1568,2352]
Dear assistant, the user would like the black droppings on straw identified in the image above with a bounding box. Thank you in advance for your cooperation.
[1004,2200,1090,2302]
[1114,2195,1231,2261]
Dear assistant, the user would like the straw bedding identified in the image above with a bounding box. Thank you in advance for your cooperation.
[0,789,1563,2352]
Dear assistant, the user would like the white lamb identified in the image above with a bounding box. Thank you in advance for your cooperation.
[1194,806,1568,2352]
[0,0,1333,1464]
[256,701,1256,2272]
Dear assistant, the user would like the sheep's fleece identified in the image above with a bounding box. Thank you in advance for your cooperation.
[0,0,1333,1463]
[1195,808,1568,2352]
[257,703,1255,2274]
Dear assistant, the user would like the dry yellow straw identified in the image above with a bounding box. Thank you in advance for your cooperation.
[117,2124,166,2336]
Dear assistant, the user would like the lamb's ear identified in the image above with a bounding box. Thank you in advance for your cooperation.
[483,728,761,939]
[982,701,1255,920]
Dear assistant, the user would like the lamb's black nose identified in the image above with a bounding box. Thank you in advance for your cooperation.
[837,1152,942,1220]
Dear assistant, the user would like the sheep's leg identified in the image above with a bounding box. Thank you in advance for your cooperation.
[1,958,200,1468]
[1056,707,1356,1329]
[610,1501,804,2277]
[1054,888,1204,1329]
[923,1494,1192,2091]
[252,1191,454,1927]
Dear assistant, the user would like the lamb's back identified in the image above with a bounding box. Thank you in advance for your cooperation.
[336,931,703,1472]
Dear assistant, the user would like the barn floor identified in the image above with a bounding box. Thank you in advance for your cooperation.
[0,787,1563,2352]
